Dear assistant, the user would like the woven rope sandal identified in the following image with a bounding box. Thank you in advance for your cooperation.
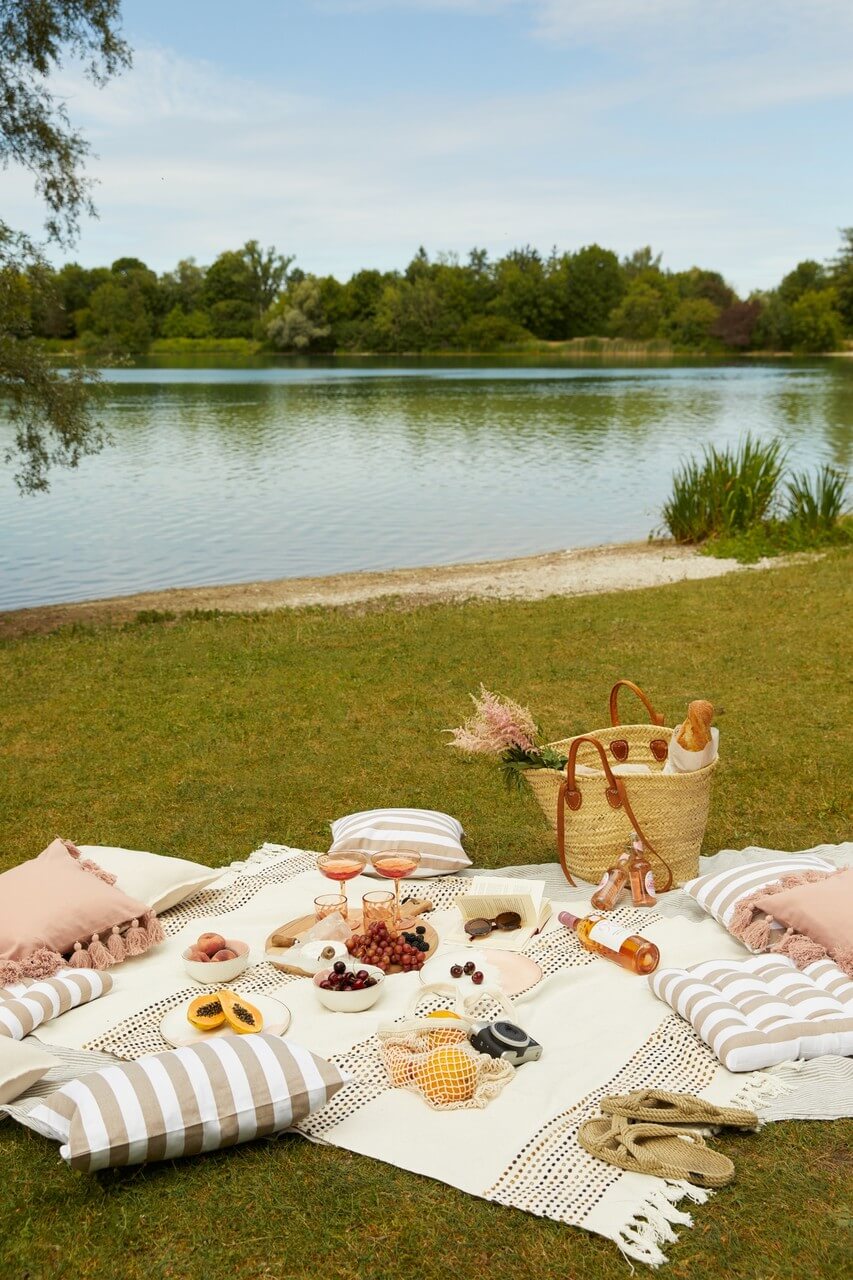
[578,1115,735,1188]
[599,1088,758,1130]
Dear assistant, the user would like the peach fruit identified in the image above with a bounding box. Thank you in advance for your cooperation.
[211,948,238,962]
[196,932,226,957]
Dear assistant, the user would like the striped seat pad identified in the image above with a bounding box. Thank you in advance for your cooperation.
[683,854,835,935]
[329,808,470,874]
[25,1034,346,1171]
[650,956,853,1072]
[0,971,112,1040]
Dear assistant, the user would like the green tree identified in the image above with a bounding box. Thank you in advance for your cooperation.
[208,299,257,339]
[1,0,130,492]
[204,240,293,319]
[608,280,666,340]
[160,306,212,339]
[266,277,331,351]
[78,278,152,352]
[829,228,853,331]
[556,244,626,337]
[778,259,827,305]
[159,257,206,315]
[669,297,720,348]
[789,288,844,352]
[492,247,559,338]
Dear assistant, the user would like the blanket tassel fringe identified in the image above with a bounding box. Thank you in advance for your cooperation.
[616,1181,709,1269]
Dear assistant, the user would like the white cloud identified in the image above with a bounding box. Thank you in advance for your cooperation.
[4,21,850,292]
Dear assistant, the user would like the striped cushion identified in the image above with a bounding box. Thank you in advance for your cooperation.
[683,854,835,936]
[650,956,853,1071]
[25,1034,346,1170]
[0,972,113,1040]
[330,808,470,874]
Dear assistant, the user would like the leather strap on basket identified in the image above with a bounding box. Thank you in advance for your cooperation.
[556,735,674,893]
[608,680,668,762]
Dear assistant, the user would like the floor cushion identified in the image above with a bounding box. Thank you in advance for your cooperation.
[0,1038,56,1104]
[77,844,222,914]
[650,955,853,1071]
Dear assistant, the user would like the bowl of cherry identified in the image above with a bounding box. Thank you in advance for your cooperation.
[313,960,385,1012]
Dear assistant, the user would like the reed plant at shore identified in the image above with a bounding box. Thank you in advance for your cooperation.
[661,434,849,560]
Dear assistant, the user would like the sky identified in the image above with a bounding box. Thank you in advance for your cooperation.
[6,0,853,292]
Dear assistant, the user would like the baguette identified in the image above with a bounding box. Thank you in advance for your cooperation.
[676,700,714,751]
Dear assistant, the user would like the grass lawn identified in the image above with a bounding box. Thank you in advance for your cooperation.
[1,551,851,1280]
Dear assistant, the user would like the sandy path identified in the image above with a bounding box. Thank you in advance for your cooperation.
[0,541,768,639]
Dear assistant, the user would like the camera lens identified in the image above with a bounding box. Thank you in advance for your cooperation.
[490,1021,528,1048]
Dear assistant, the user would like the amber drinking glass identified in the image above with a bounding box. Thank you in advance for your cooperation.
[316,851,368,907]
[361,890,395,931]
[369,850,421,926]
[314,893,348,923]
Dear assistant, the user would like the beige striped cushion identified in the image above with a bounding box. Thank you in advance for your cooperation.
[650,956,853,1071]
[683,854,835,937]
[25,1034,346,1170]
[330,808,470,875]
[0,972,113,1040]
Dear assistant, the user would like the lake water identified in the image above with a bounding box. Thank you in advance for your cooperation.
[1,359,851,610]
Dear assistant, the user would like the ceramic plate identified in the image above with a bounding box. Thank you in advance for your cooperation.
[161,993,292,1048]
[419,946,542,998]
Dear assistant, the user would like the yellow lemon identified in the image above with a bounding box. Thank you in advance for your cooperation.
[425,1010,461,1020]
[415,1046,478,1105]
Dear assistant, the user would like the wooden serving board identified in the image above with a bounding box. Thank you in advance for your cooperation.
[265,908,439,977]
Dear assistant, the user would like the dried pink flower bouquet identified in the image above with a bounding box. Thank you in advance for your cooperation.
[448,685,538,754]
[448,686,568,788]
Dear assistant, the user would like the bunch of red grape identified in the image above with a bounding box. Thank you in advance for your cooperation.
[348,921,427,973]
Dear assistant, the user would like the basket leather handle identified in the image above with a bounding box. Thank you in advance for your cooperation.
[557,734,674,893]
[609,680,665,728]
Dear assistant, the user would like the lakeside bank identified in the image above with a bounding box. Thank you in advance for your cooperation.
[0,540,776,639]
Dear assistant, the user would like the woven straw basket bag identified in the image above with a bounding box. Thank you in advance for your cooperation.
[525,680,718,890]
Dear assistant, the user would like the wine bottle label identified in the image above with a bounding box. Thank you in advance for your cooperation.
[645,871,657,896]
[596,872,609,889]
[588,919,635,951]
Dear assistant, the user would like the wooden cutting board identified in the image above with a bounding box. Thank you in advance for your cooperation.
[265,905,438,977]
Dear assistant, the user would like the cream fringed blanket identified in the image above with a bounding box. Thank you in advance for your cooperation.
[4,844,853,1268]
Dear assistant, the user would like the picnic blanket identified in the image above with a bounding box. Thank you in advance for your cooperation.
[4,842,852,1267]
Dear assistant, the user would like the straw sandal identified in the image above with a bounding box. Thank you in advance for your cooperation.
[600,1088,758,1130]
[578,1115,735,1189]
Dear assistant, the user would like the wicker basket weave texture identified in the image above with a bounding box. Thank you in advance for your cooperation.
[525,725,717,887]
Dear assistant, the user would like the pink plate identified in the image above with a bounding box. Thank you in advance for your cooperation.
[420,946,542,997]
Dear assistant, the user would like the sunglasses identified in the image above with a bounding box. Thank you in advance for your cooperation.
[464,910,522,939]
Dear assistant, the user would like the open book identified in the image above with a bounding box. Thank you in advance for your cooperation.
[448,876,551,950]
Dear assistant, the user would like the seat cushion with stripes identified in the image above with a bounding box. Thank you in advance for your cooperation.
[650,955,853,1072]
[329,808,470,875]
[24,1034,347,1170]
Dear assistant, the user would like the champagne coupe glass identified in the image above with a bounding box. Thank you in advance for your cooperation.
[369,850,421,927]
[316,851,368,911]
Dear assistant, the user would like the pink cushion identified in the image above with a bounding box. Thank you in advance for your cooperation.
[0,839,150,962]
[753,866,853,964]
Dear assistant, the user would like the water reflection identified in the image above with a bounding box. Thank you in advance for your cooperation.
[1,360,850,609]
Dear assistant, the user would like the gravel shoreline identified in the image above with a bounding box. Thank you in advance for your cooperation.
[1,540,766,639]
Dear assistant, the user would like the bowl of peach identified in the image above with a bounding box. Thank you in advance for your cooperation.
[182,932,250,983]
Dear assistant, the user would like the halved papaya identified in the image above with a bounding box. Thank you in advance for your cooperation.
[219,989,263,1034]
[187,993,225,1030]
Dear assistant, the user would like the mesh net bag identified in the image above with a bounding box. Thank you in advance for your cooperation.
[377,989,515,1111]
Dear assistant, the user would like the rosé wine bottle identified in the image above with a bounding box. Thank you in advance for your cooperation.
[558,910,660,975]
[628,836,657,907]
[590,847,632,911]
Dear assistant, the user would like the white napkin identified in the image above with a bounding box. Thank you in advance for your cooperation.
[663,726,719,774]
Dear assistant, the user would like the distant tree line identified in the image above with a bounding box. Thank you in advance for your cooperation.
[10,231,853,356]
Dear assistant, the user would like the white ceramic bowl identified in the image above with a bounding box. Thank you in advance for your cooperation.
[182,938,250,984]
[313,963,385,1012]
